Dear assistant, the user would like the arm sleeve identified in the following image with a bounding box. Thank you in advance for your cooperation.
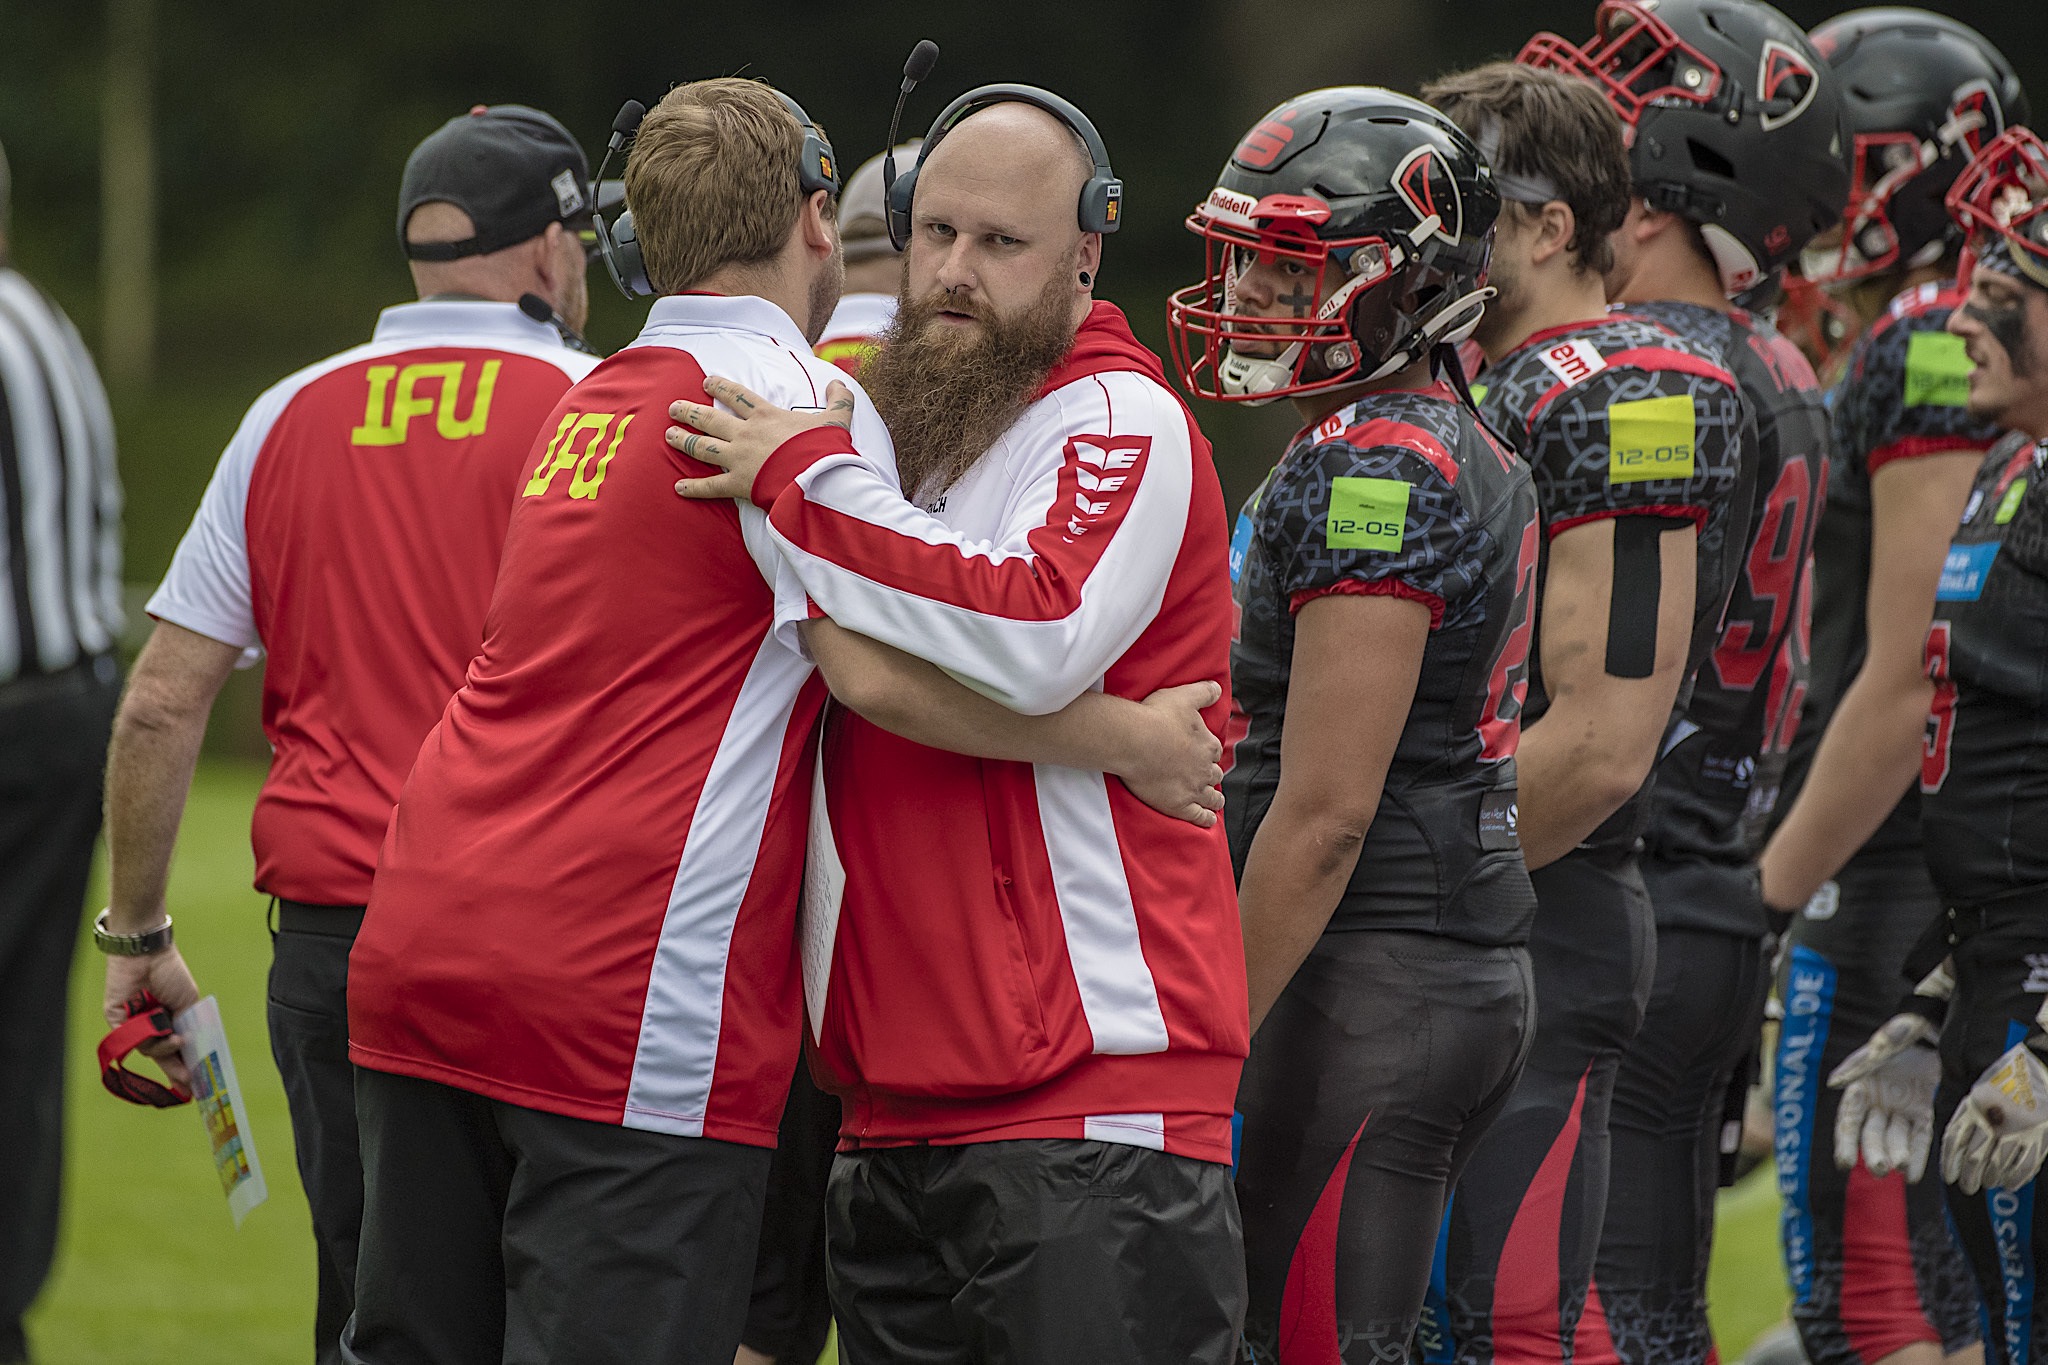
[756,372,1195,715]
[143,386,286,661]
[1262,440,1477,630]
[1526,360,1747,539]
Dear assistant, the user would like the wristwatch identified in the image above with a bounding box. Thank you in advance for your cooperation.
[93,908,174,956]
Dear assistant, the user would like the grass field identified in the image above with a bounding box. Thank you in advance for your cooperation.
[27,758,1796,1363]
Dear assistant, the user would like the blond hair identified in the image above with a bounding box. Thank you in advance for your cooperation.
[625,78,826,294]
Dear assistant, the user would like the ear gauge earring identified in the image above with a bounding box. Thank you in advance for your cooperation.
[1079,270,1094,287]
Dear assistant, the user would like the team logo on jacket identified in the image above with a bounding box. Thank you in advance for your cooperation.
[1393,145,1463,245]
[1758,41,1820,132]
[1062,434,1151,540]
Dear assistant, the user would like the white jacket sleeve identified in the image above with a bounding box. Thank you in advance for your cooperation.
[145,380,300,660]
[754,372,1194,715]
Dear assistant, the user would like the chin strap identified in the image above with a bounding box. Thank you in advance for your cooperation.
[1216,343,1304,406]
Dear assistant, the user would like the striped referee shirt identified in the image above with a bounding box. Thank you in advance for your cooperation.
[0,266,122,684]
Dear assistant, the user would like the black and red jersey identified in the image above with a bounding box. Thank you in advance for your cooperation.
[1919,434,2048,907]
[1781,280,2005,848]
[1478,314,1756,858]
[1626,302,1831,933]
[1226,382,1542,946]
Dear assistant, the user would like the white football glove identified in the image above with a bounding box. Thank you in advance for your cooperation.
[1944,1039,2048,1195]
[1829,1013,1941,1181]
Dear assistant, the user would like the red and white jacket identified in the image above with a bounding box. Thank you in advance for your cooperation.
[757,302,1248,1163]
[350,294,891,1144]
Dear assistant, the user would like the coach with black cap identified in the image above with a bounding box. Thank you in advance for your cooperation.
[98,103,598,1363]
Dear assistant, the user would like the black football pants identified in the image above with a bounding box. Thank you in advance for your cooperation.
[826,1138,1245,1364]
[1589,918,1767,1365]
[1775,847,1980,1365]
[1936,906,2048,1365]
[1236,929,1532,1364]
[1431,848,1656,1365]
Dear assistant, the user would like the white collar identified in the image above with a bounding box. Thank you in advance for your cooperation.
[640,293,813,353]
[371,298,563,348]
[820,292,896,341]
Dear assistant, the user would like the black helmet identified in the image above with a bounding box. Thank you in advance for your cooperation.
[1167,87,1499,404]
[1800,9,2027,285]
[1522,0,1850,296]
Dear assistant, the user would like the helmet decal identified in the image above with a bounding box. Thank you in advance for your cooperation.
[1948,79,2002,157]
[1758,39,1819,132]
[1394,145,1463,245]
[1234,107,1304,172]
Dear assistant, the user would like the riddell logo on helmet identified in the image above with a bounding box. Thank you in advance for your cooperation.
[1392,145,1463,245]
[1202,187,1259,227]
[1758,40,1819,132]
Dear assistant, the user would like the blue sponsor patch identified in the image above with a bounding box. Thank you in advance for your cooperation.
[1229,510,1255,586]
[1990,1020,2038,1365]
[1775,944,1838,1305]
[1937,541,2000,601]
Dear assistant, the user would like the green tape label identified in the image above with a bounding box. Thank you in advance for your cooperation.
[1327,476,1409,551]
[1904,331,1974,408]
[1608,393,1697,484]
[1997,477,2029,525]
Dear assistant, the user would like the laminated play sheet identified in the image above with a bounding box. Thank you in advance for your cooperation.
[175,996,268,1225]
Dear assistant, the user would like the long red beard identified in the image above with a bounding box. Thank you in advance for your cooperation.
[864,265,1079,503]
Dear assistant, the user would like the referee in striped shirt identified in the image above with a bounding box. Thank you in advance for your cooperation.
[0,134,125,1365]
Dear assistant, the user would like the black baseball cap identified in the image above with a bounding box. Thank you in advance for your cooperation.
[398,104,592,261]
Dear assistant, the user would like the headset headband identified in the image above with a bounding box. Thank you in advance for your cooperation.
[596,85,841,299]
[774,90,840,199]
[887,83,1123,249]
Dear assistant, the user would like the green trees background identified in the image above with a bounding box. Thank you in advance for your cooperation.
[1,0,2041,747]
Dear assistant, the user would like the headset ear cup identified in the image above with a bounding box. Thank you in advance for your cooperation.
[1078,177,1124,234]
[887,166,919,251]
[597,210,652,298]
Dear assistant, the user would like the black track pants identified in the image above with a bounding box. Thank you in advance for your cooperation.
[826,1139,1245,1365]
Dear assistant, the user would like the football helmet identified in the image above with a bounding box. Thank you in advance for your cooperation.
[1801,9,2027,285]
[1522,0,1850,296]
[1947,126,2048,290]
[1167,87,1499,405]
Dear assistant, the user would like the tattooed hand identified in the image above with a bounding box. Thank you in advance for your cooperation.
[668,376,858,502]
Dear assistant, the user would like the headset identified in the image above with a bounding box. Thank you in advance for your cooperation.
[591,88,841,299]
[885,79,1123,250]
